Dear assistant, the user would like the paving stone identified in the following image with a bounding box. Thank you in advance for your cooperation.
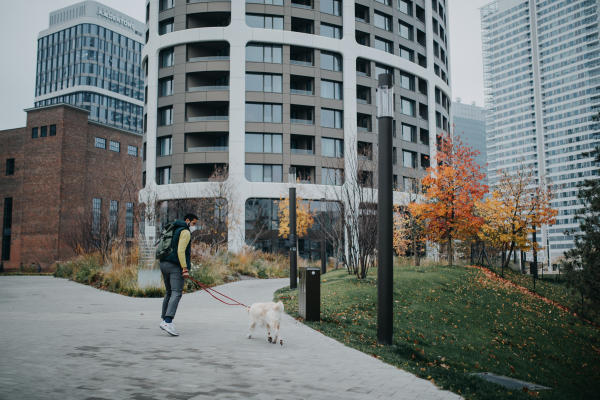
[0,276,463,400]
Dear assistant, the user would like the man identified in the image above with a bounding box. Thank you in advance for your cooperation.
[0,262,4,273]
[159,213,198,336]
[37,263,42,273]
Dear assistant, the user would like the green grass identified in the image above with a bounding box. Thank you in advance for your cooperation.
[483,266,593,319]
[275,263,600,400]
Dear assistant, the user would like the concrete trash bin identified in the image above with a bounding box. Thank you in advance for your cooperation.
[299,267,321,321]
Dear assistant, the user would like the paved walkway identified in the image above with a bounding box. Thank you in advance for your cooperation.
[0,277,462,400]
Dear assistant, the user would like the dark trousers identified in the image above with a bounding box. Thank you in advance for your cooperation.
[160,260,184,320]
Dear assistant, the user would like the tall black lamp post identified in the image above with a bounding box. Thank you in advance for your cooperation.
[377,73,394,345]
[289,167,297,289]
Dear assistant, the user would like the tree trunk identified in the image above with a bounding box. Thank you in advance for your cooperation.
[413,230,419,266]
[447,234,453,266]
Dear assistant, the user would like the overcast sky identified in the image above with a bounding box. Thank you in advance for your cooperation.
[0,0,486,131]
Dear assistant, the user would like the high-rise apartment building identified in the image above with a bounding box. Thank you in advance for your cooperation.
[452,101,487,171]
[480,0,600,264]
[34,1,145,134]
[142,0,452,253]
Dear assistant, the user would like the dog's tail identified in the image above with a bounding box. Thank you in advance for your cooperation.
[276,301,284,311]
[246,307,250,315]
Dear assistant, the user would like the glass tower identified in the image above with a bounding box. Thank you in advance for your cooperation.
[34,1,145,134]
[481,0,600,264]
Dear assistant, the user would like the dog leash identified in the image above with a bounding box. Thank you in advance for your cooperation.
[186,276,249,308]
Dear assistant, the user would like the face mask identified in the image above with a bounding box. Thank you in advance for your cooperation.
[189,226,196,233]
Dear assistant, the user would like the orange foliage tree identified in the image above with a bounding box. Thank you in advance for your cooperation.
[277,196,315,239]
[476,162,558,272]
[408,131,488,265]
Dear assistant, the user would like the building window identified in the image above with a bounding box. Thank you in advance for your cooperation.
[160,47,174,67]
[322,138,343,158]
[404,176,416,192]
[126,202,134,238]
[159,19,174,35]
[245,133,283,153]
[323,168,342,185]
[49,124,56,136]
[321,52,342,71]
[402,150,417,168]
[375,0,390,5]
[109,200,119,235]
[92,198,101,234]
[6,159,15,176]
[398,21,413,40]
[40,126,48,137]
[2,198,13,261]
[245,103,283,123]
[157,167,171,185]
[399,0,412,15]
[246,73,283,93]
[375,37,393,54]
[32,127,38,138]
[128,145,138,157]
[95,137,106,149]
[246,14,284,30]
[400,72,415,91]
[401,98,415,116]
[321,80,343,100]
[245,164,283,182]
[159,107,174,126]
[246,44,283,63]
[321,23,342,39]
[321,109,343,129]
[158,136,172,156]
[109,141,120,152]
[402,124,416,142]
[374,12,392,31]
[159,0,175,11]
[321,0,341,16]
[159,77,174,97]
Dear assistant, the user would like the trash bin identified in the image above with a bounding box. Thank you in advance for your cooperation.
[530,262,538,279]
[299,267,321,321]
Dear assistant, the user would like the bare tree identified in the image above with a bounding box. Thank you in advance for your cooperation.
[318,140,380,279]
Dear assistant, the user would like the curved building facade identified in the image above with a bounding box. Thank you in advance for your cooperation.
[142,0,451,252]
[34,1,145,134]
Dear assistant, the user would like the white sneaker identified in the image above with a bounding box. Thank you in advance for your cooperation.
[163,322,179,336]
[159,320,166,331]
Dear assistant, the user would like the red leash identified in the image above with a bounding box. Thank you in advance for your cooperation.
[186,276,249,308]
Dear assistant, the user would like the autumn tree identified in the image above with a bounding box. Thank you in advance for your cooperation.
[399,168,427,266]
[476,162,558,273]
[408,130,488,265]
[393,205,410,256]
[277,195,315,238]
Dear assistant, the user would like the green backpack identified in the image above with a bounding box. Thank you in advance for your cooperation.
[155,223,176,260]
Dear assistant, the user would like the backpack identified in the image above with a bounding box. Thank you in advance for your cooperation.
[155,223,176,260]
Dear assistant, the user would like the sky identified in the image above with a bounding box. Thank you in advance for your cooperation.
[0,0,487,131]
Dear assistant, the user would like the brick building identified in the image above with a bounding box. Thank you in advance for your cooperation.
[1,104,142,271]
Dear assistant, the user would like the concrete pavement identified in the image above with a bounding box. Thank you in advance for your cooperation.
[0,276,462,400]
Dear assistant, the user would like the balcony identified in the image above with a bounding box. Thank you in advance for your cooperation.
[188,0,231,3]
[185,163,227,182]
[291,17,314,34]
[291,165,315,184]
[357,84,371,104]
[291,0,313,9]
[290,46,314,66]
[355,4,369,23]
[291,134,314,154]
[186,132,228,152]
[356,58,370,77]
[186,101,229,122]
[187,41,229,62]
[187,71,229,92]
[187,12,231,28]
[357,113,372,133]
[290,75,314,95]
[290,104,314,125]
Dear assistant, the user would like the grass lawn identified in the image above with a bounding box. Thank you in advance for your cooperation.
[484,267,591,319]
[274,263,600,400]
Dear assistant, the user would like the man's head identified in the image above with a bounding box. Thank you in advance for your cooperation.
[183,213,199,228]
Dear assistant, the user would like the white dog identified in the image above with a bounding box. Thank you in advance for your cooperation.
[247,301,284,345]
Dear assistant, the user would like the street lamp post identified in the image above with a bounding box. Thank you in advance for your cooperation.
[377,73,394,345]
[289,167,297,289]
